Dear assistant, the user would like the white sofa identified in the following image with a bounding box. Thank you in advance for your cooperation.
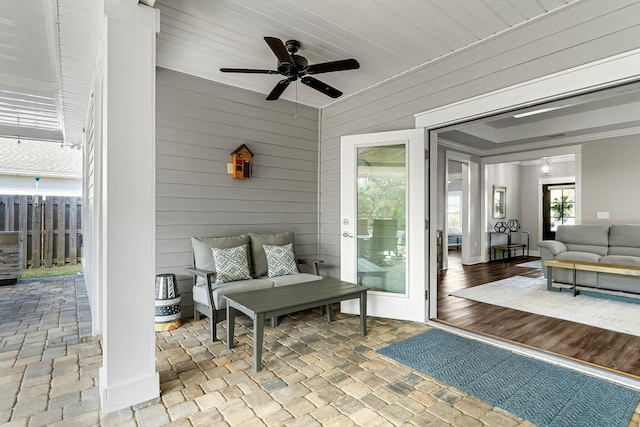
[187,232,322,340]
[538,224,640,295]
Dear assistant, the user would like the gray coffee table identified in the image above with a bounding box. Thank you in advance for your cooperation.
[225,278,371,372]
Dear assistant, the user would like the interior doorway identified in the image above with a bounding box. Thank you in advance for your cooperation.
[446,160,463,267]
[443,152,471,269]
[542,183,576,240]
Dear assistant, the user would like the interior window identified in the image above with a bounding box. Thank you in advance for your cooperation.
[447,191,462,227]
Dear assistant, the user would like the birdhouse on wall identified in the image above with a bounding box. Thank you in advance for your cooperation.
[229,144,254,179]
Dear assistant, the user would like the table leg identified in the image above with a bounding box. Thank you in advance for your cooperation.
[253,313,265,372]
[546,266,554,291]
[227,305,236,349]
[327,303,333,322]
[360,291,368,336]
[572,268,577,297]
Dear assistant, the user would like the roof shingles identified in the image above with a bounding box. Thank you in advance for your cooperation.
[0,138,82,178]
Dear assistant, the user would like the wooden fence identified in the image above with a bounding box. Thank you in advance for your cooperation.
[0,195,82,268]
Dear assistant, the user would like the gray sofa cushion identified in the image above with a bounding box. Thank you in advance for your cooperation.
[600,255,640,267]
[248,232,294,278]
[598,256,640,293]
[554,251,601,287]
[192,278,273,310]
[556,225,609,256]
[191,234,250,272]
[608,225,640,257]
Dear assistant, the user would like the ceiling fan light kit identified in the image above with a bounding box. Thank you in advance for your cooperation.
[220,36,360,101]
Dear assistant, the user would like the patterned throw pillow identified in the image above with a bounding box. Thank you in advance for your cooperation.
[263,243,299,278]
[211,244,252,283]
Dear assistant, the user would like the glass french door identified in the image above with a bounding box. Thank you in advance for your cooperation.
[340,129,427,322]
[542,183,575,240]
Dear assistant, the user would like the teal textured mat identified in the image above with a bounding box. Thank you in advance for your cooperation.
[379,329,640,427]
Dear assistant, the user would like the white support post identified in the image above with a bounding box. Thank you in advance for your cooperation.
[98,0,160,414]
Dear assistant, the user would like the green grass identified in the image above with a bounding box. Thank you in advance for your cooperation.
[20,264,83,280]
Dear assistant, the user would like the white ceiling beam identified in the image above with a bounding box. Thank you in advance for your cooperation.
[42,0,65,143]
[455,122,499,143]
[0,124,63,141]
[0,74,58,96]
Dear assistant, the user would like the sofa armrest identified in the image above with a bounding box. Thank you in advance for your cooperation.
[186,267,219,288]
[186,267,216,281]
[186,267,217,308]
[297,258,324,275]
[537,241,567,258]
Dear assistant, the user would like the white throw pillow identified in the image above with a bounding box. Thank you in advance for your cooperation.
[211,244,252,283]
[263,243,299,277]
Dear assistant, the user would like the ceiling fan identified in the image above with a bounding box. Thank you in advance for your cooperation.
[220,37,360,101]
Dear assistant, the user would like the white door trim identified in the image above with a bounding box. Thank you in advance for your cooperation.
[415,48,640,129]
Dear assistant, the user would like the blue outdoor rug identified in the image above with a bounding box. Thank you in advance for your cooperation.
[379,329,640,427]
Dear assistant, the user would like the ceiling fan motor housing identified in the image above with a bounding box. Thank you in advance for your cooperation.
[277,54,308,76]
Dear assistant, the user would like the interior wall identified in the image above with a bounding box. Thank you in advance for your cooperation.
[485,163,521,231]
[155,68,320,315]
[318,0,640,278]
[582,134,640,224]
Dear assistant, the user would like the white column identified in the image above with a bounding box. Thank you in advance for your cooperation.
[98,0,160,413]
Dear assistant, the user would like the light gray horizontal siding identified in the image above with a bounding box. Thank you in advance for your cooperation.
[156,68,319,317]
[319,0,640,278]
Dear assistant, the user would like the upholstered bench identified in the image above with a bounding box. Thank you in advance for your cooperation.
[186,231,323,341]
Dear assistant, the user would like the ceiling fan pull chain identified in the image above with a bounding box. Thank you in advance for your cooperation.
[294,81,298,119]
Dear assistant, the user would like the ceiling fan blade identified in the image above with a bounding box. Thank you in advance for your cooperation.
[264,37,293,64]
[266,78,292,101]
[220,68,278,74]
[301,76,343,98]
[306,59,360,75]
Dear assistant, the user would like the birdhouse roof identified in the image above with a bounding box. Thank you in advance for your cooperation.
[231,144,253,156]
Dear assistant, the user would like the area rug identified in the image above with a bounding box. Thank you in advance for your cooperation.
[515,259,542,269]
[379,329,640,427]
[450,276,640,336]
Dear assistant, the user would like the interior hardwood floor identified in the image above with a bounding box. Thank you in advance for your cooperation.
[437,249,640,378]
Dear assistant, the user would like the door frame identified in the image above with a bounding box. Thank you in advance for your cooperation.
[539,177,578,241]
[444,151,471,268]
[416,48,640,320]
[340,128,428,322]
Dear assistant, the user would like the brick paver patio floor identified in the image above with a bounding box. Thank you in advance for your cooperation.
[1,276,638,426]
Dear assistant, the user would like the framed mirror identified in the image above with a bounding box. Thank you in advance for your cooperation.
[493,185,506,219]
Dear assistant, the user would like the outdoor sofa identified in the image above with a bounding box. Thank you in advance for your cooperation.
[187,232,322,340]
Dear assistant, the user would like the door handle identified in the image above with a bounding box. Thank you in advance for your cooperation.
[342,232,354,238]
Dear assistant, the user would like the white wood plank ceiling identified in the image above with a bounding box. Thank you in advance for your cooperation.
[154,0,574,108]
[3,0,576,146]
